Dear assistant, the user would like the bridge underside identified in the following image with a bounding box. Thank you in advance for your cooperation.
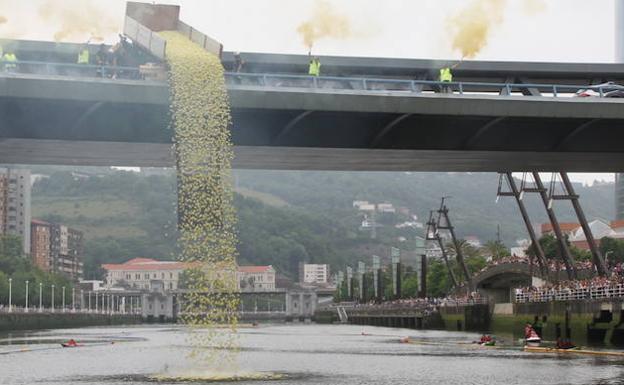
[477,272,533,303]
[3,77,624,170]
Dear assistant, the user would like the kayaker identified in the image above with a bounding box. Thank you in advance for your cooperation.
[524,323,541,346]
[479,334,495,346]
[66,339,78,347]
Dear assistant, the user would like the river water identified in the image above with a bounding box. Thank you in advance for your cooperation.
[1,324,623,385]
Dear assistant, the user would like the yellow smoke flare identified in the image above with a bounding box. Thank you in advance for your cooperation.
[38,0,119,42]
[448,0,507,59]
[297,0,352,49]
[523,0,547,15]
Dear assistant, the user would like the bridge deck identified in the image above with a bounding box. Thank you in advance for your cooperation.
[2,63,624,171]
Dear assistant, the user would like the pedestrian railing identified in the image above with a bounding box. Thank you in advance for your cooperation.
[0,59,143,80]
[0,306,142,315]
[514,284,624,303]
[1,60,621,100]
[225,72,624,99]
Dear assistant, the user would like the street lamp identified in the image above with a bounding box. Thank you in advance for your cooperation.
[8,278,12,313]
[24,280,29,313]
[88,291,92,313]
[51,284,55,312]
[62,286,65,312]
[71,287,75,312]
[39,282,42,313]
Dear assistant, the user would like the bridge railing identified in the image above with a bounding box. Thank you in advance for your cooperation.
[514,284,624,303]
[225,72,624,99]
[0,60,143,80]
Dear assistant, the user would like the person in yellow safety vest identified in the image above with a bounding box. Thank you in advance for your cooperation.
[2,51,17,72]
[439,67,453,82]
[77,46,90,65]
[439,63,457,93]
[309,56,321,77]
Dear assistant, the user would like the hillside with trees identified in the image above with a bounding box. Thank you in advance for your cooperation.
[29,168,616,282]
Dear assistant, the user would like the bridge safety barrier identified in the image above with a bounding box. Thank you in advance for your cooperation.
[514,284,624,303]
[225,72,624,99]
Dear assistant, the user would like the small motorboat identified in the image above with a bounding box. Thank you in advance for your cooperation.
[399,336,410,344]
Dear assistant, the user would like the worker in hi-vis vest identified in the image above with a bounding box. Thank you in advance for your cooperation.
[308,52,321,77]
[2,51,17,72]
[77,46,90,65]
[439,62,459,93]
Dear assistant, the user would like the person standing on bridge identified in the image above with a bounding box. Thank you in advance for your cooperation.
[233,52,245,73]
[439,62,459,93]
[308,51,321,77]
[77,45,90,65]
[2,50,17,73]
[95,44,108,78]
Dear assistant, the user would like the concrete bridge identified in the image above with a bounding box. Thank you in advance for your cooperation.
[140,289,321,322]
[2,39,624,171]
[473,263,595,303]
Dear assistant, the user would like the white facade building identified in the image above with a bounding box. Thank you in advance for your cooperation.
[102,258,187,291]
[237,266,276,292]
[377,203,396,214]
[302,264,330,284]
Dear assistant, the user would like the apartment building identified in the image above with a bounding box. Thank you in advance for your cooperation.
[49,223,84,280]
[30,219,51,271]
[300,263,330,284]
[0,168,31,255]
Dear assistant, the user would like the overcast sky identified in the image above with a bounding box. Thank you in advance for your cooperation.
[0,0,620,184]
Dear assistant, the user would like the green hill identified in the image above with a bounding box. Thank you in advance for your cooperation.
[29,168,616,280]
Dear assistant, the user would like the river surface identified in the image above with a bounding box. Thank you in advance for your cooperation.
[1,324,624,385]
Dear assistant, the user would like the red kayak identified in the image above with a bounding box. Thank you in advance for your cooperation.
[61,343,82,348]
[61,340,81,348]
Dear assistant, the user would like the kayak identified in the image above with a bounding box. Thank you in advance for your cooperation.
[60,343,82,348]
[524,346,624,357]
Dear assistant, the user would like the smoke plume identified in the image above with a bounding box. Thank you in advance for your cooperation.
[448,0,507,59]
[522,0,547,15]
[297,0,352,50]
[37,0,120,43]
[0,16,7,25]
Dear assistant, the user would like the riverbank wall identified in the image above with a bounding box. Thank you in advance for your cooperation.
[0,313,143,332]
[318,299,624,346]
[441,300,624,346]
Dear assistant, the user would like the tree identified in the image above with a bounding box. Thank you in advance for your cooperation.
[401,267,419,298]
[482,240,510,260]
[599,237,624,265]
[427,259,451,298]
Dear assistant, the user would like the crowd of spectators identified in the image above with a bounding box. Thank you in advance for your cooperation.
[515,264,624,303]
[478,254,598,275]
[346,293,485,315]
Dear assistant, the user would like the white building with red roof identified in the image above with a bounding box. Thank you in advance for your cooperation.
[237,265,276,292]
[103,258,277,293]
[102,258,188,291]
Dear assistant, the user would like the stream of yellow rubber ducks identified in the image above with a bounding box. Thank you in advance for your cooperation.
[160,31,240,367]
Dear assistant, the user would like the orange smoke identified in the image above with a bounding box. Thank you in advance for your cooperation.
[38,0,120,43]
[448,0,507,59]
[297,0,352,50]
